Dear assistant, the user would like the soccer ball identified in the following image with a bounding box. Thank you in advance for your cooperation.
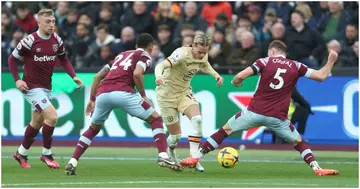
[217,147,239,168]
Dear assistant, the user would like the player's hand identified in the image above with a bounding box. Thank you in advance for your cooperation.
[155,76,166,86]
[16,80,29,93]
[215,75,224,87]
[85,100,95,117]
[231,79,242,87]
[328,50,338,64]
[143,96,154,108]
[73,77,83,90]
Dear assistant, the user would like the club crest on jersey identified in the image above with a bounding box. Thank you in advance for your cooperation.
[52,44,59,52]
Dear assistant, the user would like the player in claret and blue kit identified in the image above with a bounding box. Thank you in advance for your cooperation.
[8,9,83,169]
[181,40,340,176]
[65,33,183,175]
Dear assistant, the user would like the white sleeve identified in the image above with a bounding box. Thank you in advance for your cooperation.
[166,48,182,66]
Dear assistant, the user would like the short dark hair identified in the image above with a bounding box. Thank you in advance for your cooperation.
[158,24,171,32]
[268,40,287,54]
[96,23,109,32]
[136,33,154,48]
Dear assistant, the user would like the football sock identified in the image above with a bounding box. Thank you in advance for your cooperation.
[194,128,228,158]
[42,124,55,155]
[294,141,320,170]
[71,126,100,165]
[167,134,181,149]
[19,124,39,156]
[188,115,202,156]
[150,117,167,153]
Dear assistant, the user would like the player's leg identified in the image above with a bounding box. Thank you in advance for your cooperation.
[39,104,60,168]
[65,93,111,175]
[267,119,339,176]
[158,104,182,163]
[123,92,182,171]
[181,108,258,167]
[182,103,204,172]
[14,111,44,168]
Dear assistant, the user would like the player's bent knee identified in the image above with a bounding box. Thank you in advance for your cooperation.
[222,123,234,135]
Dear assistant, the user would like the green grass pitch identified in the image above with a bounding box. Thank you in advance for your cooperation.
[1,146,358,188]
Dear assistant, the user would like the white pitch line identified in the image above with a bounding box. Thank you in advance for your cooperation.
[1,180,358,187]
[1,156,358,164]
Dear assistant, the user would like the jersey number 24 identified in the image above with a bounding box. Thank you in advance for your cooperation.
[110,53,134,71]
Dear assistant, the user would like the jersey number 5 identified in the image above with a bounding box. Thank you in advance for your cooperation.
[270,68,287,90]
[110,53,134,71]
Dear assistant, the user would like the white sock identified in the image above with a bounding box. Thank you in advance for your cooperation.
[69,158,78,167]
[192,150,204,159]
[310,161,321,170]
[42,147,52,155]
[189,140,201,156]
[167,134,181,148]
[18,145,28,156]
[159,152,169,159]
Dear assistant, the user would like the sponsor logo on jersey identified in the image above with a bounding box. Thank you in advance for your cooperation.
[34,55,56,62]
[41,98,47,103]
[36,48,41,52]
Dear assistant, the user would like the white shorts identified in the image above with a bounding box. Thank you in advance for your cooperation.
[228,107,300,143]
[23,88,52,112]
[92,91,155,125]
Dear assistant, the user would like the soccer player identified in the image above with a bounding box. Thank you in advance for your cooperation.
[8,9,83,169]
[180,40,340,176]
[154,33,224,172]
[65,33,182,175]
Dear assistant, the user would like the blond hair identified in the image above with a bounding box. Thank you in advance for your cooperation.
[37,9,54,17]
[295,4,313,20]
[193,33,211,46]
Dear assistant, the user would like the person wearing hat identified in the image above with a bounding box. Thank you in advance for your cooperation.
[208,27,232,68]
[247,4,262,32]
[255,8,277,42]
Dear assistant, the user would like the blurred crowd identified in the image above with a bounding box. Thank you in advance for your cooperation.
[1,1,359,73]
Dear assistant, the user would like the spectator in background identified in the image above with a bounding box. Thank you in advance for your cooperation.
[285,11,325,68]
[71,23,95,68]
[14,3,37,34]
[312,1,330,24]
[342,40,359,67]
[262,22,285,57]
[120,1,155,36]
[2,9,16,39]
[267,2,293,25]
[62,8,78,40]
[295,2,317,29]
[2,24,11,67]
[97,4,121,38]
[237,14,252,31]
[233,27,248,48]
[93,45,114,67]
[340,23,358,53]
[150,42,165,69]
[154,1,179,37]
[111,26,136,54]
[88,24,115,64]
[207,13,235,44]
[174,2,208,44]
[55,2,69,30]
[173,24,195,46]
[78,12,94,34]
[322,40,346,66]
[201,2,232,27]
[9,29,24,52]
[227,31,261,71]
[157,25,177,57]
[247,4,262,33]
[182,35,194,47]
[255,8,277,42]
[208,28,232,68]
[318,1,353,42]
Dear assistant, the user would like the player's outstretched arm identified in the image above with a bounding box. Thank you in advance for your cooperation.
[90,65,110,101]
[308,50,338,82]
[154,59,172,86]
[231,67,255,87]
[202,62,223,87]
